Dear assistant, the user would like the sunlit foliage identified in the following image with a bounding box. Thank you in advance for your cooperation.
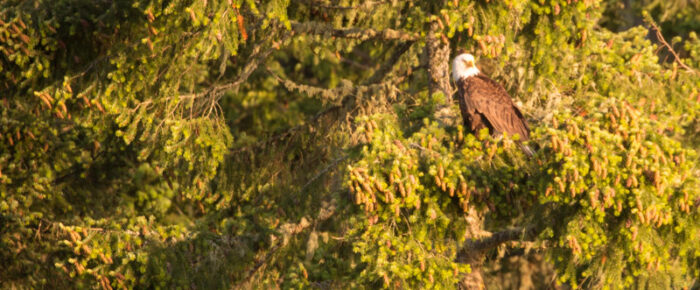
[1,0,698,288]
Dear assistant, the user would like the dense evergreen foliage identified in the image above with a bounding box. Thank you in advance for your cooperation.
[1,0,698,288]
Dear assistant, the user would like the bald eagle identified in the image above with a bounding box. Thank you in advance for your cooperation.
[452,53,532,154]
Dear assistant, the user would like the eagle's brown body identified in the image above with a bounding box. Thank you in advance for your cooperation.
[456,74,530,141]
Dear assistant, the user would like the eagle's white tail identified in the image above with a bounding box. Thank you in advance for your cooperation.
[520,144,535,157]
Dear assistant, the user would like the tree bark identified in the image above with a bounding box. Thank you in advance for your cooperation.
[427,21,452,98]
[425,20,485,289]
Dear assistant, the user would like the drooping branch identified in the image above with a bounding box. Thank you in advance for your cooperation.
[229,38,418,155]
[267,67,402,105]
[39,218,158,238]
[268,71,353,105]
[290,20,418,42]
[457,205,568,267]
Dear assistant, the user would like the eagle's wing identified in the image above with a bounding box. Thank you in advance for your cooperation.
[461,75,530,140]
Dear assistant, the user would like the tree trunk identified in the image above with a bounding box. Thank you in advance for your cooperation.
[456,208,487,290]
[426,20,486,290]
[427,21,452,98]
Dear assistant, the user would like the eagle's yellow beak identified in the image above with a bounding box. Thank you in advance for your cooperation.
[462,60,474,68]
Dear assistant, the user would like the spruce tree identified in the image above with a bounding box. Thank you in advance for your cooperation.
[1,0,698,288]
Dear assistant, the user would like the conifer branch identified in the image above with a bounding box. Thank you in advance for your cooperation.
[212,48,273,95]
[227,39,416,156]
[290,21,418,41]
[454,218,555,272]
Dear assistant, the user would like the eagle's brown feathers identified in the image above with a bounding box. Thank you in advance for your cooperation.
[456,74,530,141]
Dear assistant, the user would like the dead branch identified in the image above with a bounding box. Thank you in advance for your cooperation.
[456,226,540,270]
[462,226,538,255]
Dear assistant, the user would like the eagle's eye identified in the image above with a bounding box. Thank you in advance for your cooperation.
[462,60,474,68]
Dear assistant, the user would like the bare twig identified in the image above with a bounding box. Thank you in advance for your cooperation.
[645,17,696,73]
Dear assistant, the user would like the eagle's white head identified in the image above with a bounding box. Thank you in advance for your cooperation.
[452,53,480,82]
